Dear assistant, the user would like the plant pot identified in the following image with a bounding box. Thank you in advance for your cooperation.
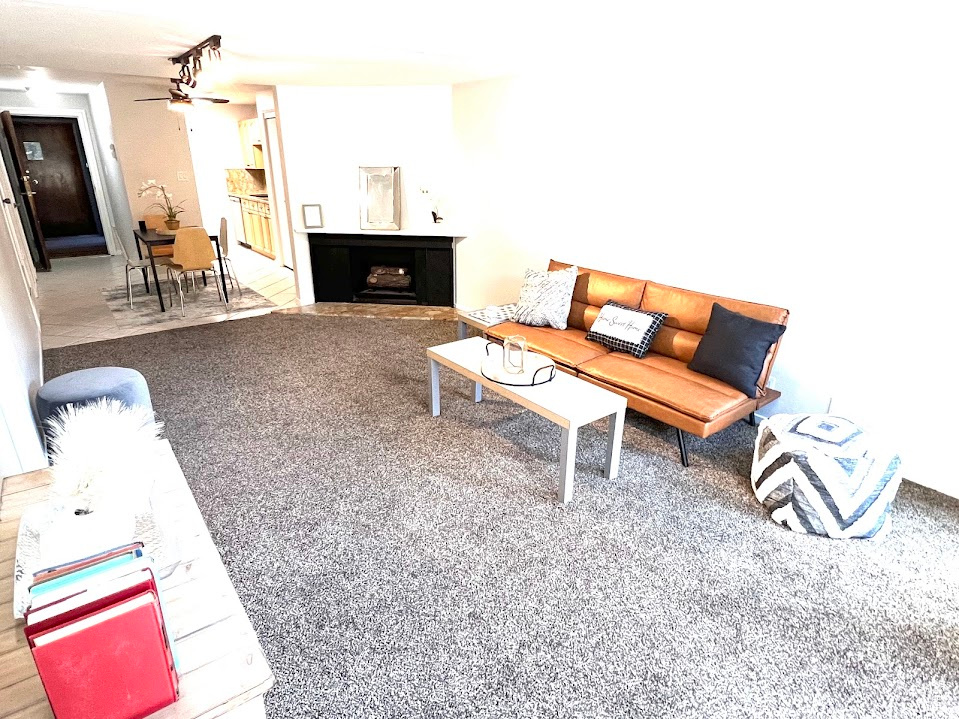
[164,219,180,231]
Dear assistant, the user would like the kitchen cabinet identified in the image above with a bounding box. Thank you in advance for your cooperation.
[240,197,274,259]
[227,196,246,249]
[237,118,264,170]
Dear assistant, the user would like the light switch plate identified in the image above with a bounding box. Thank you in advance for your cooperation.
[177,171,188,181]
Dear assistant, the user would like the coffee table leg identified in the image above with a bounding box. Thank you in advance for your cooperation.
[605,407,625,479]
[457,320,469,340]
[473,381,482,403]
[429,358,440,416]
[559,425,578,504]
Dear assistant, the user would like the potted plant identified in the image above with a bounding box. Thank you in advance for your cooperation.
[138,179,187,230]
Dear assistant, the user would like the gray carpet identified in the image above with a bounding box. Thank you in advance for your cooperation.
[44,314,959,719]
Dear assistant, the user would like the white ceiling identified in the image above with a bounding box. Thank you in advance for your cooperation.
[0,0,538,100]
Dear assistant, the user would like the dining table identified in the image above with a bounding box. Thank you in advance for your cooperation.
[132,227,230,312]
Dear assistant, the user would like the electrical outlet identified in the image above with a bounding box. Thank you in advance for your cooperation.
[177,171,188,181]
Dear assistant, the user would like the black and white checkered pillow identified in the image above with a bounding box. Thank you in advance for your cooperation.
[586,301,667,358]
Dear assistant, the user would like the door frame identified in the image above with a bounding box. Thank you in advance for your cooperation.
[262,112,295,272]
[3,107,119,255]
[0,144,39,301]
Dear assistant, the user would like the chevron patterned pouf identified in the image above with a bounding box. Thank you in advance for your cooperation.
[751,414,903,539]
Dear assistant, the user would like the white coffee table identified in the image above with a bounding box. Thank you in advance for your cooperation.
[427,336,627,504]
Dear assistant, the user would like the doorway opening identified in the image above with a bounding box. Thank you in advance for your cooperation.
[11,116,106,258]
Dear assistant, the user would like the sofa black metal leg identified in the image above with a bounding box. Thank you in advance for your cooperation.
[748,411,757,426]
[676,428,689,467]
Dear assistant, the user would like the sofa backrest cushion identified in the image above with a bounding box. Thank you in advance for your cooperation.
[640,282,789,387]
[548,260,646,332]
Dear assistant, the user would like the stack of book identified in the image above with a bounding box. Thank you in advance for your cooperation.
[22,541,179,719]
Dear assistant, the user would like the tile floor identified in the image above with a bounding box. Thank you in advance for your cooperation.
[37,246,299,350]
[35,246,458,350]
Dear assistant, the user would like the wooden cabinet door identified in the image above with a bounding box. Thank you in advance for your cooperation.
[240,200,275,259]
[237,119,264,169]
[248,119,263,146]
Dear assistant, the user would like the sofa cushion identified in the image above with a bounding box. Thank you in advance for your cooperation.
[487,322,609,368]
[577,352,751,423]
[513,264,578,330]
[688,303,787,398]
[585,301,667,358]
[548,260,646,332]
[640,282,789,335]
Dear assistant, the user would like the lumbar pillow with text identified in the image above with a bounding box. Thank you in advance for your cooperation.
[688,303,787,397]
[586,301,668,358]
[513,264,578,330]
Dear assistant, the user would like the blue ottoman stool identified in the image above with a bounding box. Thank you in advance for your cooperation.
[36,367,153,427]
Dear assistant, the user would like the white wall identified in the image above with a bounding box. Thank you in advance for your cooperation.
[0,154,45,477]
[185,103,256,233]
[451,6,955,493]
[273,85,457,303]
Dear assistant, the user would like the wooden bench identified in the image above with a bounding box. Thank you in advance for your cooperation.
[0,440,275,718]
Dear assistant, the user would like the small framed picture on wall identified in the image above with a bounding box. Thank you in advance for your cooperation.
[302,204,324,228]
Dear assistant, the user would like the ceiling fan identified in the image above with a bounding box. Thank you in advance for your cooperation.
[135,83,229,107]
[135,35,229,108]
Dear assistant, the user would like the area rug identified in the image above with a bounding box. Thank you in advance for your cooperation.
[44,315,959,719]
[101,279,275,328]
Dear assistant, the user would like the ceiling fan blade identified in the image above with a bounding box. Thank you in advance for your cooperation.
[193,97,230,103]
[135,98,171,101]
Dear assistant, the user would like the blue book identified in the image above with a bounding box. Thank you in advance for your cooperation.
[30,549,144,598]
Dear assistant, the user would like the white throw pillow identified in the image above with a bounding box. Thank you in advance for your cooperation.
[513,265,578,330]
[585,301,667,358]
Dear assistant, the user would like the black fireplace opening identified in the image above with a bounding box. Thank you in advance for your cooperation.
[309,234,455,307]
[351,246,417,305]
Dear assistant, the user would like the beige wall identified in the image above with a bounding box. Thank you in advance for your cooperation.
[103,79,202,228]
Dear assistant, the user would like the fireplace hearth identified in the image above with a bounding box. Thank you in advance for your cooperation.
[308,233,455,306]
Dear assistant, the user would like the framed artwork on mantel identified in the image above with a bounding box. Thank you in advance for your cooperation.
[302,204,323,228]
[359,166,400,230]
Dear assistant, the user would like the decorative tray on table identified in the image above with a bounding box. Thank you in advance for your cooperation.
[480,342,556,387]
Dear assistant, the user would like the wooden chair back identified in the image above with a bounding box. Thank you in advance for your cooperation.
[143,214,166,230]
[172,228,215,271]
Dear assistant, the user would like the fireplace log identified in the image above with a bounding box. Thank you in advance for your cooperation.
[370,265,408,276]
[367,273,412,289]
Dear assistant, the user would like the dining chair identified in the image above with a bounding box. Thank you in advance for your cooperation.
[166,227,223,316]
[218,217,242,297]
[142,214,174,258]
[116,229,171,309]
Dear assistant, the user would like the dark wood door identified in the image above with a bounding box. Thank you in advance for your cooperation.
[11,117,101,238]
[0,112,50,270]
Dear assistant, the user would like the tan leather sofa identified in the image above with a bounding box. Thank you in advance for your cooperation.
[487,260,789,465]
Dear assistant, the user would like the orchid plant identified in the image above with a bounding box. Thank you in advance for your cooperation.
[137,179,186,221]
